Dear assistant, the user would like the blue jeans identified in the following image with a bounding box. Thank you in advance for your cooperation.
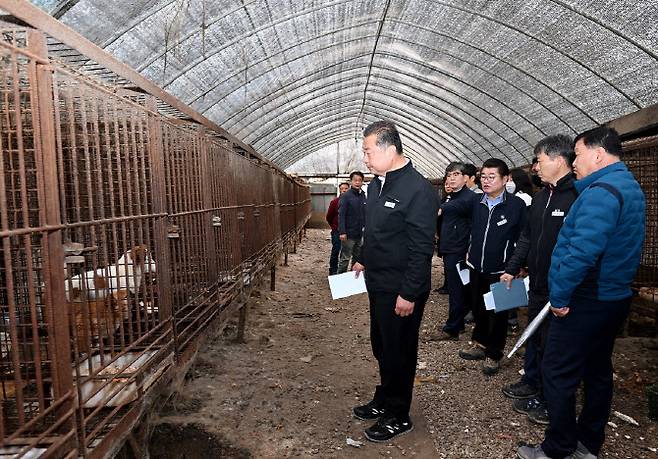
[329,230,341,275]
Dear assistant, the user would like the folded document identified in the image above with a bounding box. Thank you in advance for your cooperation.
[485,279,529,312]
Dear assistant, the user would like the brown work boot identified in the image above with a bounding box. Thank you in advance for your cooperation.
[427,330,458,341]
[458,343,485,360]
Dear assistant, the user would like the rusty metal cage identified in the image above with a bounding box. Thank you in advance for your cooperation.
[0,27,310,458]
[624,135,658,336]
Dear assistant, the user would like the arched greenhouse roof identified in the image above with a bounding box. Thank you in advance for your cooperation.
[25,0,658,176]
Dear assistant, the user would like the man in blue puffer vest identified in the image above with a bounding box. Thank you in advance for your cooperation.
[518,126,645,459]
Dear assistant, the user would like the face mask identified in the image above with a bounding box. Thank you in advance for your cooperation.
[531,174,544,188]
[505,181,516,194]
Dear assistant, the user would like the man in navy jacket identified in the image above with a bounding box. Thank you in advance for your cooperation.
[459,158,527,376]
[326,182,350,275]
[431,162,478,340]
[337,171,366,273]
[518,127,645,459]
[350,121,438,443]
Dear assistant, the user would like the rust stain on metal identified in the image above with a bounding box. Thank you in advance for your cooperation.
[0,28,311,457]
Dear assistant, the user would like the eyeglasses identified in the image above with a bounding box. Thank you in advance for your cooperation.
[480,175,500,182]
[446,171,463,178]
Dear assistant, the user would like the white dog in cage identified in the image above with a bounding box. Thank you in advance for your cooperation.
[65,245,156,301]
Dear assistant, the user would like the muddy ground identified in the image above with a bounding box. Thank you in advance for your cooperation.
[151,229,658,458]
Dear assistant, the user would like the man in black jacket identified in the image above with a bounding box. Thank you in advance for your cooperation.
[431,162,478,340]
[500,135,577,425]
[351,120,438,442]
[459,158,528,375]
[337,171,366,273]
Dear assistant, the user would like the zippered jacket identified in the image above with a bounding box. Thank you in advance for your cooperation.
[504,173,578,295]
[439,186,479,255]
[338,187,366,240]
[466,191,528,274]
[356,161,439,302]
[549,162,645,308]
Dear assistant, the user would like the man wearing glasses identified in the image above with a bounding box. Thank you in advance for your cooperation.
[458,158,528,375]
[430,162,478,341]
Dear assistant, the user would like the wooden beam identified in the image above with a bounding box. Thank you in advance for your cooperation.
[607,103,658,137]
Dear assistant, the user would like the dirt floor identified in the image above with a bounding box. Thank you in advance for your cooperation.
[151,229,658,458]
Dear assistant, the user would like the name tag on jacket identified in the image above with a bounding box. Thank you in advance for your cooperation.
[497,219,507,226]
[384,201,396,208]
[551,209,565,217]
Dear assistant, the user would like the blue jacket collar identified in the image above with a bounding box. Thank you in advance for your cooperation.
[575,162,627,193]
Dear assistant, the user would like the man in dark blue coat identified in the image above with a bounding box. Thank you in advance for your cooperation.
[458,158,527,376]
[518,127,646,459]
[350,120,438,443]
[430,162,478,340]
[337,171,366,273]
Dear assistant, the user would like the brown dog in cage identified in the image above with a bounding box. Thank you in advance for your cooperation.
[69,289,130,355]
[66,245,156,354]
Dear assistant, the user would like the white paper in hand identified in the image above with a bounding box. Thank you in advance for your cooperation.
[456,262,470,285]
[483,291,496,311]
[328,272,367,299]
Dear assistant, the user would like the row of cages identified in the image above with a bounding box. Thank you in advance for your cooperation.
[624,135,658,336]
[0,29,311,457]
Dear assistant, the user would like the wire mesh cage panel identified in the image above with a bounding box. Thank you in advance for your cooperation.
[0,25,311,458]
[0,30,77,457]
[160,122,220,349]
[50,68,173,452]
[207,140,242,280]
[624,135,658,336]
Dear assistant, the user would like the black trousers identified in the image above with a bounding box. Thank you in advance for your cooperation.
[541,296,630,458]
[470,270,509,361]
[442,253,468,335]
[522,291,551,393]
[369,290,428,419]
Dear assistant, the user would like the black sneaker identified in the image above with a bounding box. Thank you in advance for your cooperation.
[352,400,386,420]
[512,397,544,415]
[528,404,549,425]
[502,380,539,399]
[364,415,413,442]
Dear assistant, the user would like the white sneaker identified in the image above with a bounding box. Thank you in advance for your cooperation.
[568,442,597,459]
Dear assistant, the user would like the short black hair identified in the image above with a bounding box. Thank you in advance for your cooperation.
[445,162,466,174]
[363,120,403,154]
[349,171,364,180]
[463,163,478,178]
[481,158,510,177]
[574,126,623,157]
[339,181,350,188]
[534,134,575,166]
